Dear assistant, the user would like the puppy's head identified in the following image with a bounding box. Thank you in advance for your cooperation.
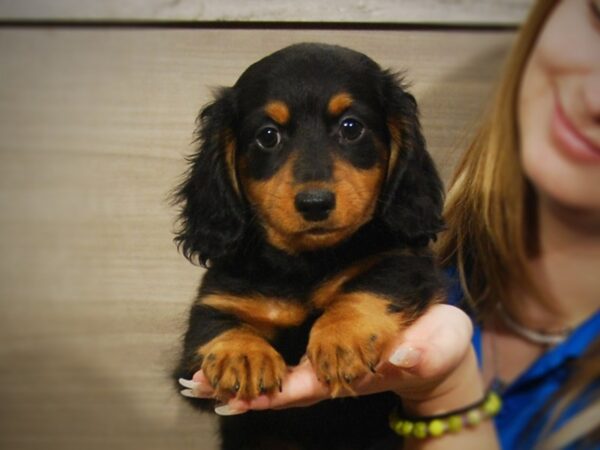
[174,43,444,265]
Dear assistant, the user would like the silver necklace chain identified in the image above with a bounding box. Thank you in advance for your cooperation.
[488,323,508,393]
[496,303,571,346]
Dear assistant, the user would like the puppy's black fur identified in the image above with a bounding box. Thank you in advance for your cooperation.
[173,43,445,450]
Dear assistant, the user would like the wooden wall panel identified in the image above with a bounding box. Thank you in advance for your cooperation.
[0,27,514,449]
[0,0,533,26]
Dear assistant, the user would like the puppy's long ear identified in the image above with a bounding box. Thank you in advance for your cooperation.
[173,88,246,266]
[379,73,445,246]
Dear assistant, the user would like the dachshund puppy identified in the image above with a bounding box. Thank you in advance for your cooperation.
[174,43,445,450]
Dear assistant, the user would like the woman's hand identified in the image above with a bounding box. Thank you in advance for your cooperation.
[180,304,482,417]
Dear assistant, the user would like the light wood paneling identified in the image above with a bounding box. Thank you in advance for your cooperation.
[0,0,533,26]
[0,27,514,449]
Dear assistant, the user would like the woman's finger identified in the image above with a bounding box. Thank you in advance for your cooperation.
[397,304,473,378]
[229,358,330,411]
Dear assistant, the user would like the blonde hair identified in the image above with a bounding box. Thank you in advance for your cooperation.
[436,0,559,319]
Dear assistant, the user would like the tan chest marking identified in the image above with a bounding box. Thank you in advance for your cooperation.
[311,254,385,309]
[201,294,309,337]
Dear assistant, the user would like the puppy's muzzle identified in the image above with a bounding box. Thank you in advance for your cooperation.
[294,189,336,222]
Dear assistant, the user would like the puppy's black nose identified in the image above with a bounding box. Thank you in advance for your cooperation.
[294,189,336,222]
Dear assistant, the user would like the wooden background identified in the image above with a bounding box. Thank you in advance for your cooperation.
[0,0,531,25]
[0,2,528,449]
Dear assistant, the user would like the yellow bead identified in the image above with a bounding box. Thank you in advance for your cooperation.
[483,392,502,416]
[466,409,482,425]
[401,421,414,436]
[413,422,428,439]
[392,420,404,435]
[428,419,446,437]
[448,415,463,433]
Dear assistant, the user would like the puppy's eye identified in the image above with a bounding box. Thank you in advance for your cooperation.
[255,127,281,150]
[339,118,364,142]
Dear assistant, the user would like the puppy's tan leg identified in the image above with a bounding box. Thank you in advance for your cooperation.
[307,293,404,397]
[199,327,286,401]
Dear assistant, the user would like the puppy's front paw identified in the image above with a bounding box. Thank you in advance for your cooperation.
[307,296,400,397]
[199,329,286,400]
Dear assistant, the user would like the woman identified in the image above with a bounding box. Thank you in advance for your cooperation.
[181,1,600,447]
[437,0,600,447]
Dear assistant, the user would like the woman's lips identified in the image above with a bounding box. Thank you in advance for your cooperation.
[551,99,600,163]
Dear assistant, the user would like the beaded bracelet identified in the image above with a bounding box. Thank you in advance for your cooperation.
[389,390,502,439]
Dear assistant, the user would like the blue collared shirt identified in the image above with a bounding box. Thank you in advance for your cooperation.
[446,270,600,449]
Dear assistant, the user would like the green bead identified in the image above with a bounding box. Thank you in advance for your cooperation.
[428,419,446,437]
[413,422,428,439]
[401,421,414,436]
[447,415,463,433]
[483,392,502,416]
[466,409,482,425]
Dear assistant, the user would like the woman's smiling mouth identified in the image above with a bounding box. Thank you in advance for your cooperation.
[552,97,600,163]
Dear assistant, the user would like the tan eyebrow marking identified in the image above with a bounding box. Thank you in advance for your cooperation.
[264,100,290,126]
[327,92,353,117]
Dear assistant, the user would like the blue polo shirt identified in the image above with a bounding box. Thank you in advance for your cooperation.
[446,271,600,449]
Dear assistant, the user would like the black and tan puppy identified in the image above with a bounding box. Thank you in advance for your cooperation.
[174,43,445,450]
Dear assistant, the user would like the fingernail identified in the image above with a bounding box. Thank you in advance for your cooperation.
[214,404,246,416]
[389,346,421,368]
[180,389,198,398]
[179,378,200,389]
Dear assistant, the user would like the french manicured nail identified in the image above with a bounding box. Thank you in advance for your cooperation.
[180,389,198,398]
[389,346,422,368]
[214,404,246,416]
[179,378,200,389]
